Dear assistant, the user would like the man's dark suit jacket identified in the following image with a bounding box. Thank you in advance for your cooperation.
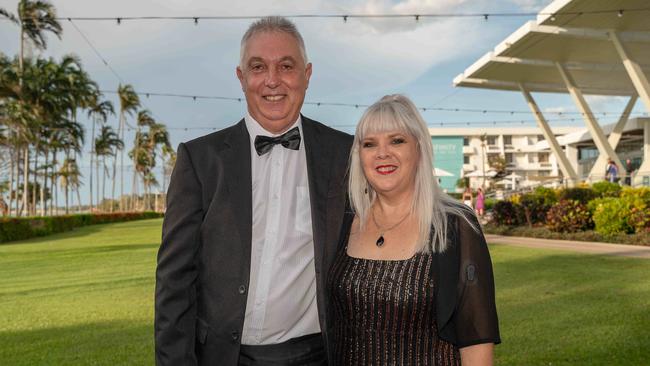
[155,116,353,366]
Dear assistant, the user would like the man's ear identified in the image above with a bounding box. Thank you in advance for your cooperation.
[305,62,312,89]
[236,66,245,92]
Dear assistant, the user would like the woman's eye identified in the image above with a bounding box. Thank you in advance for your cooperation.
[392,138,405,144]
[362,142,375,148]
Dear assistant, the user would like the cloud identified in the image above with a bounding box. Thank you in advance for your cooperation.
[507,0,552,12]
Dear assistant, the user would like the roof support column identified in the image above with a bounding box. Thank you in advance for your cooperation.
[555,62,624,172]
[519,83,578,186]
[635,119,650,186]
[588,94,637,181]
[610,31,650,112]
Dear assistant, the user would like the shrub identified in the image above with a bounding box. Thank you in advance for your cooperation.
[519,193,551,227]
[491,200,521,226]
[484,197,497,211]
[588,188,650,235]
[0,212,163,244]
[591,181,622,198]
[590,197,634,236]
[532,186,558,206]
[558,187,597,204]
[546,199,593,233]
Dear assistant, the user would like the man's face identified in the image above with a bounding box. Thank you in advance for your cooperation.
[237,31,312,134]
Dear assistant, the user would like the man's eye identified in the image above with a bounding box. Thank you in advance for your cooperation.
[250,64,264,71]
[280,64,293,71]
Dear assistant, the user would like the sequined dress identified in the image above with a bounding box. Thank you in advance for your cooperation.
[327,248,460,365]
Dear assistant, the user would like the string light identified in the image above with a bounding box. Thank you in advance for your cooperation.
[45,7,650,23]
[95,89,643,117]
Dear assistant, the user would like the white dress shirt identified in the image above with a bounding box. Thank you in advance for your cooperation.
[241,114,321,345]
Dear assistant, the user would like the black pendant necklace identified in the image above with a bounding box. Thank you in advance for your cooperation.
[371,208,410,247]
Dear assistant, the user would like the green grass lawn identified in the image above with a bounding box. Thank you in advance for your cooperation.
[1,219,649,365]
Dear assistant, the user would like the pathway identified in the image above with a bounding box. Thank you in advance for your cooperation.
[485,234,650,259]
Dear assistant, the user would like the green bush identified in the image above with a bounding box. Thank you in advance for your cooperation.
[558,187,597,204]
[484,197,497,211]
[491,200,521,226]
[590,197,634,235]
[0,212,163,243]
[546,200,593,233]
[591,181,622,198]
[589,188,650,236]
[532,186,558,206]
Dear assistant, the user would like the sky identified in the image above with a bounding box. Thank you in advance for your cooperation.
[0,0,645,202]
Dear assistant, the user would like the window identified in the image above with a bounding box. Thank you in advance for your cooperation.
[464,155,470,164]
[503,135,512,145]
[537,134,545,141]
[505,153,514,164]
[463,137,469,146]
[528,154,536,164]
[527,136,536,145]
[487,136,497,146]
[539,152,550,163]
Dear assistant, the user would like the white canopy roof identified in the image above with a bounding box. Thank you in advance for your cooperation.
[453,0,650,96]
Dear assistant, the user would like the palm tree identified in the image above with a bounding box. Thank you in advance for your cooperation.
[58,157,81,214]
[1,0,62,73]
[2,2,62,215]
[131,110,154,210]
[2,1,62,215]
[87,96,114,211]
[113,84,140,211]
[95,125,122,211]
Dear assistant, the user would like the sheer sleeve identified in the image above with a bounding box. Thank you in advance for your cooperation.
[453,213,501,347]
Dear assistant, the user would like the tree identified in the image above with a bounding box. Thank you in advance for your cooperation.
[58,157,81,214]
[87,95,114,211]
[1,1,62,216]
[113,84,140,211]
[95,125,122,211]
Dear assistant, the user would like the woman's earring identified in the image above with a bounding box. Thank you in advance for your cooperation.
[364,187,368,194]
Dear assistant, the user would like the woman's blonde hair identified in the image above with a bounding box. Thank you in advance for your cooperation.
[348,94,475,253]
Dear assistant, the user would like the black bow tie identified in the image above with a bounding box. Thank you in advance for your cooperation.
[254,127,301,156]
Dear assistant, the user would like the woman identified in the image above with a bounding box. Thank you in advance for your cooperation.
[475,187,485,217]
[462,187,473,209]
[328,95,500,365]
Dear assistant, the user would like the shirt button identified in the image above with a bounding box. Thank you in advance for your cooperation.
[238,285,246,294]
[231,331,239,341]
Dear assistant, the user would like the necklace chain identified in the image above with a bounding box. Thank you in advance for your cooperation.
[371,208,410,236]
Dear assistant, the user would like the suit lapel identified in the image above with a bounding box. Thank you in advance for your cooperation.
[221,120,253,273]
[302,116,333,273]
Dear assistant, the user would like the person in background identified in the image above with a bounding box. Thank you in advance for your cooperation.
[606,158,619,183]
[328,94,500,366]
[475,187,485,217]
[625,158,634,186]
[462,186,473,209]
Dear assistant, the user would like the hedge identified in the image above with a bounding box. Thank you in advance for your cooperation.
[0,212,164,244]
[483,224,650,246]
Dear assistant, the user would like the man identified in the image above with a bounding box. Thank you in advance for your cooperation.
[155,17,352,365]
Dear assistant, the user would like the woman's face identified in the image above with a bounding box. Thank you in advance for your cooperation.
[359,130,420,198]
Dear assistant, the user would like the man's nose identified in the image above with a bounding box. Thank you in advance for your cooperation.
[265,68,279,88]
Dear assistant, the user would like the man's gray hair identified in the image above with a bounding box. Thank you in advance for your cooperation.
[240,16,308,68]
